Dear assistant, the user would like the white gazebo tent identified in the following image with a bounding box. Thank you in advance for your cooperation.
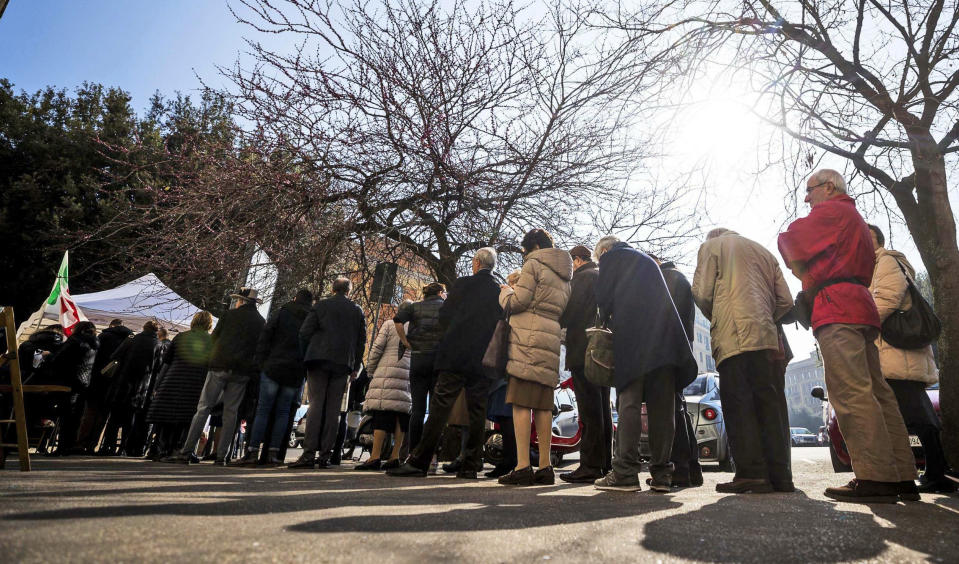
[18,273,215,338]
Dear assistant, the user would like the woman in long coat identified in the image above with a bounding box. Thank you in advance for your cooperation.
[146,311,214,458]
[355,320,412,470]
[497,229,572,487]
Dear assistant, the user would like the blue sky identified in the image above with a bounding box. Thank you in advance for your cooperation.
[1,1,249,111]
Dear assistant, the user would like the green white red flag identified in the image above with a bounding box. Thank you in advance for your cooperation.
[45,251,87,335]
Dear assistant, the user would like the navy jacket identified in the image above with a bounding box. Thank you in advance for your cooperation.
[299,294,367,374]
[256,300,311,387]
[433,269,503,378]
[595,243,697,392]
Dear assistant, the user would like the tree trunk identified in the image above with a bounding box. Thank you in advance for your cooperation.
[901,138,959,468]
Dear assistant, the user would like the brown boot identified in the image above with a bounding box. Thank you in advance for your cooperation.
[824,479,899,504]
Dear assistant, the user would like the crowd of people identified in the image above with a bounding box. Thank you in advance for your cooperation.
[3,168,954,503]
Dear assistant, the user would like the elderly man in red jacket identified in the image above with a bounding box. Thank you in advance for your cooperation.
[778,169,917,504]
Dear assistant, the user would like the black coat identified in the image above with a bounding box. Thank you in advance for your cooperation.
[300,294,367,374]
[256,300,311,388]
[660,262,695,343]
[49,331,99,391]
[108,329,159,408]
[559,261,598,371]
[392,296,445,354]
[88,325,133,400]
[433,269,503,378]
[596,243,697,392]
[17,329,64,381]
[147,329,213,424]
[209,302,266,374]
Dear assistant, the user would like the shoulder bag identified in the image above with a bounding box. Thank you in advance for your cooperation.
[880,259,941,349]
[584,323,615,388]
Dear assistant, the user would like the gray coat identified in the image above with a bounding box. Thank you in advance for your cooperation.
[363,322,412,414]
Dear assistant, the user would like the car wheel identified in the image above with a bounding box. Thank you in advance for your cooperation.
[484,432,504,466]
[829,441,852,473]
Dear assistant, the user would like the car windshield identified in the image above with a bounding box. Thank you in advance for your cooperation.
[790,428,812,435]
[683,376,707,396]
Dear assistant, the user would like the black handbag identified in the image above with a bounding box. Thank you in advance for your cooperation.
[880,259,941,349]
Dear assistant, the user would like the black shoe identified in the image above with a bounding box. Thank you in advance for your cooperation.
[456,470,478,479]
[355,459,382,471]
[212,458,227,467]
[689,464,704,487]
[534,466,555,485]
[386,460,428,477]
[160,453,191,464]
[316,455,330,469]
[287,453,317,469]
[381,459,401,471]
[559,466,603,484]
[442,458,464,474]
[644,477,672,492]
[917,477,957,494]
[498,466,534,486]
[824,479,899,504]
[899,480,921,501]
[772,481,796,493]
[716,478,774,494]
[484,465,512,479]
[230,450,259,467]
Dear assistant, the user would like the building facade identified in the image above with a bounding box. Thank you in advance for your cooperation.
[784,350,826,414]
[692,308,716,373]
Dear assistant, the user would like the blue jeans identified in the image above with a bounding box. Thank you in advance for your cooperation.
[247,373,299,451]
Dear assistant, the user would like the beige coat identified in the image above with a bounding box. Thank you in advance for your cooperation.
[692,231,794,366]
[363,322,412,413]
[870,248,938,385]
[499,248,573,387]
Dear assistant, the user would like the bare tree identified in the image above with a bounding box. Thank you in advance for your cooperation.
[223,0,694,284]
[595,0,959,460]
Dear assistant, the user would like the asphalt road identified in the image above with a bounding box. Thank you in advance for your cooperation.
[1,447,957,563]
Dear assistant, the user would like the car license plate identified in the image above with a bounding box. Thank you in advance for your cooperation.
[909,435,922,447]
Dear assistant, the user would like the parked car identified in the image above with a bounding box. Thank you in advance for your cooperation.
[789,427,819,447]
[638,372,734,471]
[288,405,309,448]
[811,384,938,472]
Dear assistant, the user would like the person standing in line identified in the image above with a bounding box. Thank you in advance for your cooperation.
[234,289,312,466]
[49,321,99,455]
[692,229,795,493]
[867,224,955,493]
[779,169,917,503]
[392,282,446,454]
[558,245,612,484]
[148,311,214,460]
[355,318,412,470]
[592,236,698,493]
[496,229,572,487]
[163,288,266,466]
[387,248,502,479]
[101,320,160,456]
[648,252,703,489]
[289,278,366,469]
[74,319,131,453]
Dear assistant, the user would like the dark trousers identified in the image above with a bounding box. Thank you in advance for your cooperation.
[303,367,349,456]
[887,379,950,481]
[613,366,675,482]
[54,392,84,453]
[101,404,136,453]
[670,393,700,482]
[411,371,489,472]
[408,352,437,452]
[76,401,109,451]
[718,350,792,484]
[153,423,187,457]
[570,367,612,472]
[494,416,517,470]
[124,406,152,456]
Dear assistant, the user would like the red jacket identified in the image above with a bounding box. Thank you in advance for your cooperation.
[778,195,880,331]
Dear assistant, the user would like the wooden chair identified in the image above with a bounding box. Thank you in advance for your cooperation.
[0,307,71,470]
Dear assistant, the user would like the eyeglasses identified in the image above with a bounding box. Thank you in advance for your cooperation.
[805,181,831,194]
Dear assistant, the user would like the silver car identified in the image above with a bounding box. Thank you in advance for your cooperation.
[638,372,733,471]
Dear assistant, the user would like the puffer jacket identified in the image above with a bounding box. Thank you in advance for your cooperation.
[499,247,573,387]
[363,322,412,414]
[870,247,938,385]
[692,230,794,366]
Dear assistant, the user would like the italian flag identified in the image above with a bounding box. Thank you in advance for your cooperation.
[45,251,87,336]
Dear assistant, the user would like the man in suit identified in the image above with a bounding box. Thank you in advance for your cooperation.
[289,278,367,468]
[388,248,503,479]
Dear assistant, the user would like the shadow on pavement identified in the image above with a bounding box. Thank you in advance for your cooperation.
[641,490,959,562]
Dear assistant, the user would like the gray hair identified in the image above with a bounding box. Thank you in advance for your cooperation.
[593,235,621,261]
[810,169,847,194]
[332,277,352,294]
[706,227,730,240]
[474,247,497,270]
